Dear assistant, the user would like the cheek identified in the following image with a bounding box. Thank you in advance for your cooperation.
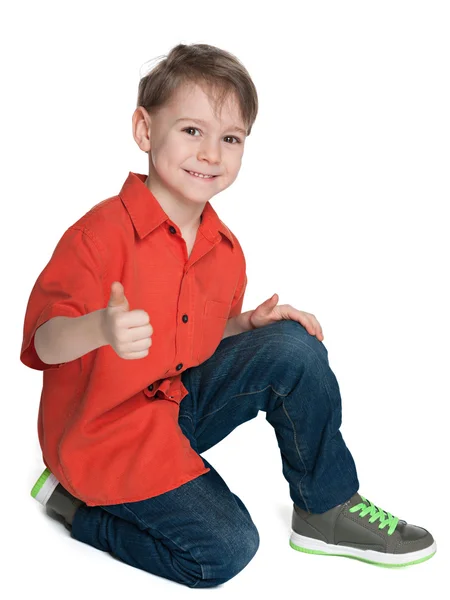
[154,136,183,163]
[152,145,178,173]
[230,146,244,163]
[229,153,243,174]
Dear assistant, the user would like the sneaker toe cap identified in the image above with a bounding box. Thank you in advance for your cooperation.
[395,523,435,554]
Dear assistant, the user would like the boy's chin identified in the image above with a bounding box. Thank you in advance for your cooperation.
[177,183,221,202]
[183,193,216,204]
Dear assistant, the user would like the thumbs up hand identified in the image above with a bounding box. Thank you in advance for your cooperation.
[101,281,153,360]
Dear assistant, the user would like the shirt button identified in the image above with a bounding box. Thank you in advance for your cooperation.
[176,363,183,371]
[182,314,188,323]
[148,384,154,391]
[169,226,176,234]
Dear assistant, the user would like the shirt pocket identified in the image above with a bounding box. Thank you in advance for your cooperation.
[196,300,230,363]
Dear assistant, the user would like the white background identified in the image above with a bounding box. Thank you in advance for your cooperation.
[2,1,449,598]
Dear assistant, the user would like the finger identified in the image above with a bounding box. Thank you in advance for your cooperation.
[286,307,324,340]
[297,315,316,336]
[310,316,324,339]
[307,319,318,336]
[297,313,323,339]
[298,312,323,340]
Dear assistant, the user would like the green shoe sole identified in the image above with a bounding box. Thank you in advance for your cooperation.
[289,538,437,568]
[30,468,59,505]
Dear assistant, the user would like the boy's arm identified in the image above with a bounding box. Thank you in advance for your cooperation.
[20,226,108,370]
[34,309,107,365]
[222,310,254,340]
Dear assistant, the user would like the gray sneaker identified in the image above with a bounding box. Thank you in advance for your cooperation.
[31,468,85,532]
[290,493,436,567]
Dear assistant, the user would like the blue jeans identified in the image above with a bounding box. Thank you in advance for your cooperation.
[71,320,359,587]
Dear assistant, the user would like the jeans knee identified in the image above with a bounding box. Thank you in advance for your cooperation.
[268,319,328,363]
[238,523,260,566]
[224,523,260,580]
[196,523,260,588]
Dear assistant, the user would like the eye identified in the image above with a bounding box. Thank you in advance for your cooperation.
[182,127,241,144]
[183,127,200,137]
[224,135,241,144]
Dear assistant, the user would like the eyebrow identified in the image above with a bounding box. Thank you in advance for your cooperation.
[175,117,247,136]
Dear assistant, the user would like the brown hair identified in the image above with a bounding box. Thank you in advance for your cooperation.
[137,43,258,136]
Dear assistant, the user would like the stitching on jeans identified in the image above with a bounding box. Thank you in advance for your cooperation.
[193,384,311,513]
[197,328,325,424]
[197,384,281,422]
[178,414,194,423]
[282,400,310,513]
[119,502,205,582]
[208,329,324,363]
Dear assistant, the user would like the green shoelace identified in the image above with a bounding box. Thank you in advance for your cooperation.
[349,495,399,535]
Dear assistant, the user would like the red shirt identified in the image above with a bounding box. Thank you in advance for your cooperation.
[20,172,247,506]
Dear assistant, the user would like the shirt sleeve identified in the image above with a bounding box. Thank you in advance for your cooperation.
[20,226,106,371]
[229,269,247,319]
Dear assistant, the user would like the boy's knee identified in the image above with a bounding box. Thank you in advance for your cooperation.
[233,523,260,571]
[268,319,328,361]
[196,523,260,587]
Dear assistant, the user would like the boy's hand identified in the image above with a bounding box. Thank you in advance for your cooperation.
[249,293,324,341]
[101,281,153,359]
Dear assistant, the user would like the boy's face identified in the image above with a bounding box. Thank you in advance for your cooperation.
[138,82,247,209]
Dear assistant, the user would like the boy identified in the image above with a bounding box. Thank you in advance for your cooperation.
[21,43,436,588]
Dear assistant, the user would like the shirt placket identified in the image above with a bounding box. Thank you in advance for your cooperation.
[143,377,183,403]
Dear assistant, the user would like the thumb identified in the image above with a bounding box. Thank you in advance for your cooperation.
[108,281,129,310]
[260,293,278,311]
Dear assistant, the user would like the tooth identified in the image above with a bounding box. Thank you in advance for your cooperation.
[189,171,212,178]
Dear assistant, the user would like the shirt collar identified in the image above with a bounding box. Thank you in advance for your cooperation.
[118,172,235,249]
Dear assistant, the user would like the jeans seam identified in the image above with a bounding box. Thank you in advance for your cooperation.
[197,384,281,423]
[119,502,205,583]
[194,385,311,513]
[281,400,310,513]
[178,413,194,423]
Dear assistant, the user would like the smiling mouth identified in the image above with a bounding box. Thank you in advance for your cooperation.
[184,169,218,179]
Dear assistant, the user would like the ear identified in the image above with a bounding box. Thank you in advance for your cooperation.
[132,106,152,153]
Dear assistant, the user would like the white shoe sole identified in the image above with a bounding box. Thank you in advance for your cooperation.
[290,530,437,567]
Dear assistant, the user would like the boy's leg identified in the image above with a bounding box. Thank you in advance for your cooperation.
[71,454,259,588]
[181,319,359,514]
[180,319,436,567]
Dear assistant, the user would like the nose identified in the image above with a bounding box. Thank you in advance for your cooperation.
[197,137,221,165]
